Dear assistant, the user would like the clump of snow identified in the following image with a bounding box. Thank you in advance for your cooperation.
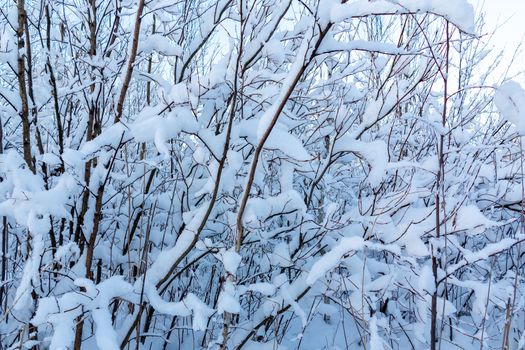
[218,281,241,314]
[276,274,308,327]
[92,308,120,350]
[307,236,365,285]
[32,276,134,349]
[330,0,475,34]
[454,205,499,234]
[334,137,389,187]
[185,293,215,331]
[244,190,306,224]
[218,248,242,275]
[140,34,183,56]
[494,81,525,134]
[245,282,277,296]
[54,242,80,263]
[369,316,384,350]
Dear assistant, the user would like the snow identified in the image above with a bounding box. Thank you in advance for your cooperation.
[319,38,407,56]
[266,126,311,161]
[276,274,308,327]
[330,0,475,34]
[33,294,82,349]
[218,248,242,275]
[307,236,365,285]
[241,0,291,65]
[244,190,306,224]
[369,316,384,350]
[185,293,215,332]
[140,34,183,57]
[334,137,389,187]
[92,308,120,350]
[32,276,134,350]
[271,242,293,267]
[256,27,310,144]
[494,81,525,134]
[54,242,80,263]
[144,290,213,332]
[240,118,311,160]
[245,282,276,296]
[454,205,499,234]
[218,281,241,314]
[448,237,522,274]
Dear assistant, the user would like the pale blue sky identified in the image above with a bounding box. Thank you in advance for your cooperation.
[471,0,525,80]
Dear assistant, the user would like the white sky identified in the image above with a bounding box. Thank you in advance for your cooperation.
[471,0,525,80]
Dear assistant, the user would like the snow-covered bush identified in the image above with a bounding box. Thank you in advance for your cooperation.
[0,0,524,349]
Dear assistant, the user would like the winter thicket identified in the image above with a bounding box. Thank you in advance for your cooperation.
[1,0,525,349]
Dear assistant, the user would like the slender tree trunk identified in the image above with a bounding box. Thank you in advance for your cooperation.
[16,0,34,174]
[114,0,146,124]
[431,20,450,350]
[0,117,6,314]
